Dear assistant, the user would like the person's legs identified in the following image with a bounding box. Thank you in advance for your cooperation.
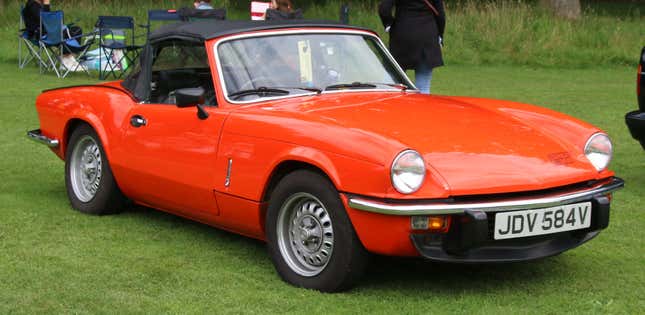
[415,62,433,94]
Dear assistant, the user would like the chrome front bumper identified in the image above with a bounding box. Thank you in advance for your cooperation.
[27,129,59,148]
[348,177,624,216]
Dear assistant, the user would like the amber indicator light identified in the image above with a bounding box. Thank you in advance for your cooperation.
[411,216,451,233]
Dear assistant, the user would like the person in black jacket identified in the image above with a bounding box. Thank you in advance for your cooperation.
[379,0,445,94]
[23,0,50,39]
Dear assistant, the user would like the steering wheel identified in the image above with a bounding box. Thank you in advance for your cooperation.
[318,67,341,87]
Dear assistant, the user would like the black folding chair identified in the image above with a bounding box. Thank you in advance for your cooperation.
[265,8,304,20]
[96,16,143,80]
[177,8,227,21]
[18,5,46,69]
[145,9,181,39]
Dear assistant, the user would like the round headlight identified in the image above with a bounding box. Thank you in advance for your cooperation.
[584,133,613,171]
[391,150,426,194]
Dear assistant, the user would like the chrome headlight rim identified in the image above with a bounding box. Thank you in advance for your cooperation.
[584,133,613,172]
[391,149,426,194]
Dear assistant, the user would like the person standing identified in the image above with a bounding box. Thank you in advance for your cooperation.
[379,0,445,94]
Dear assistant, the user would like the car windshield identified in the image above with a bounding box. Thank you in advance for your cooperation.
[217,33,410,102]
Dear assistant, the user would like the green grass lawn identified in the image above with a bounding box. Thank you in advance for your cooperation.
[1,61,643,314]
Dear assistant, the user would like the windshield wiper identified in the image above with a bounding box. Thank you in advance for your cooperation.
[293,87,323,94]
[274,87,323,94]
[325,82,377,91]
[228,87,289,100]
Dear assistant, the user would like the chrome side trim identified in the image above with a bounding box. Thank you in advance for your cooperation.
[348,177,624,215]
[225,158,232,187]
[27,129,59,148]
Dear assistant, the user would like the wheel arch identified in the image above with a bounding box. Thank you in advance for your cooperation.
[63,117,111,161]
[261,160,337,203]
[255,144,389,205]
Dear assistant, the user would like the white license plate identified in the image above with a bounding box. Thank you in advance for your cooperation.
[494,202,592,240]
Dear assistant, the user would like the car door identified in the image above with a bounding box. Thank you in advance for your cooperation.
[117,41,228,217]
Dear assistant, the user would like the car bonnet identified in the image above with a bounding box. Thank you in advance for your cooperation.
[264,92,608,196]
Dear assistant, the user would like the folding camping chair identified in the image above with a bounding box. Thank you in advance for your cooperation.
[177,8,227,21]
[145,9,181,39]
[39,11,94,78]
[96,16,143,80]
[18,5,46,69]
[265,8,303,20]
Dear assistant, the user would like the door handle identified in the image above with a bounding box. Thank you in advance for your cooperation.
[130,115,147,128]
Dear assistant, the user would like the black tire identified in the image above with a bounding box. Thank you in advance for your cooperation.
[266,170,368,292]
[65,124,126,215]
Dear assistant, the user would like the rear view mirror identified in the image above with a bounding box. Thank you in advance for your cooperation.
[175,87,209,120]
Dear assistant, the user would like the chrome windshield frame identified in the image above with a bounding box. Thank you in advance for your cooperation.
[213,29,417,105]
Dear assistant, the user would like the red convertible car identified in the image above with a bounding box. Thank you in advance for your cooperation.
[28,20,623,292]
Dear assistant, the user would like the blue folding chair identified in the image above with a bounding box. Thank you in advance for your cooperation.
[39,11,94,78]
[96,16,143,80]
[145,9,181,39]
[18,5,46,69]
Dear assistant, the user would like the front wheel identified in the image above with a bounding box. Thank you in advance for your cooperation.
[266,170,368,292]
[65,124,126,215]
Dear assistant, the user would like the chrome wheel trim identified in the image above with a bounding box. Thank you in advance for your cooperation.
[69,135,102,203]
[276,192,334,277]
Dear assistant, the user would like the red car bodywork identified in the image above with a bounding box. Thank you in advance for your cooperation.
[33,27,618,259]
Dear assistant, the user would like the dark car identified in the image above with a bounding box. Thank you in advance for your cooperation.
[625,46,645,149]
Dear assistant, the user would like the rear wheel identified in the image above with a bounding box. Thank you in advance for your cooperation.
[266,170,368,292]
[65,124,126,215]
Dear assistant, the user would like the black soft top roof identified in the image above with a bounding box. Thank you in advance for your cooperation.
[148,19,373,43]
